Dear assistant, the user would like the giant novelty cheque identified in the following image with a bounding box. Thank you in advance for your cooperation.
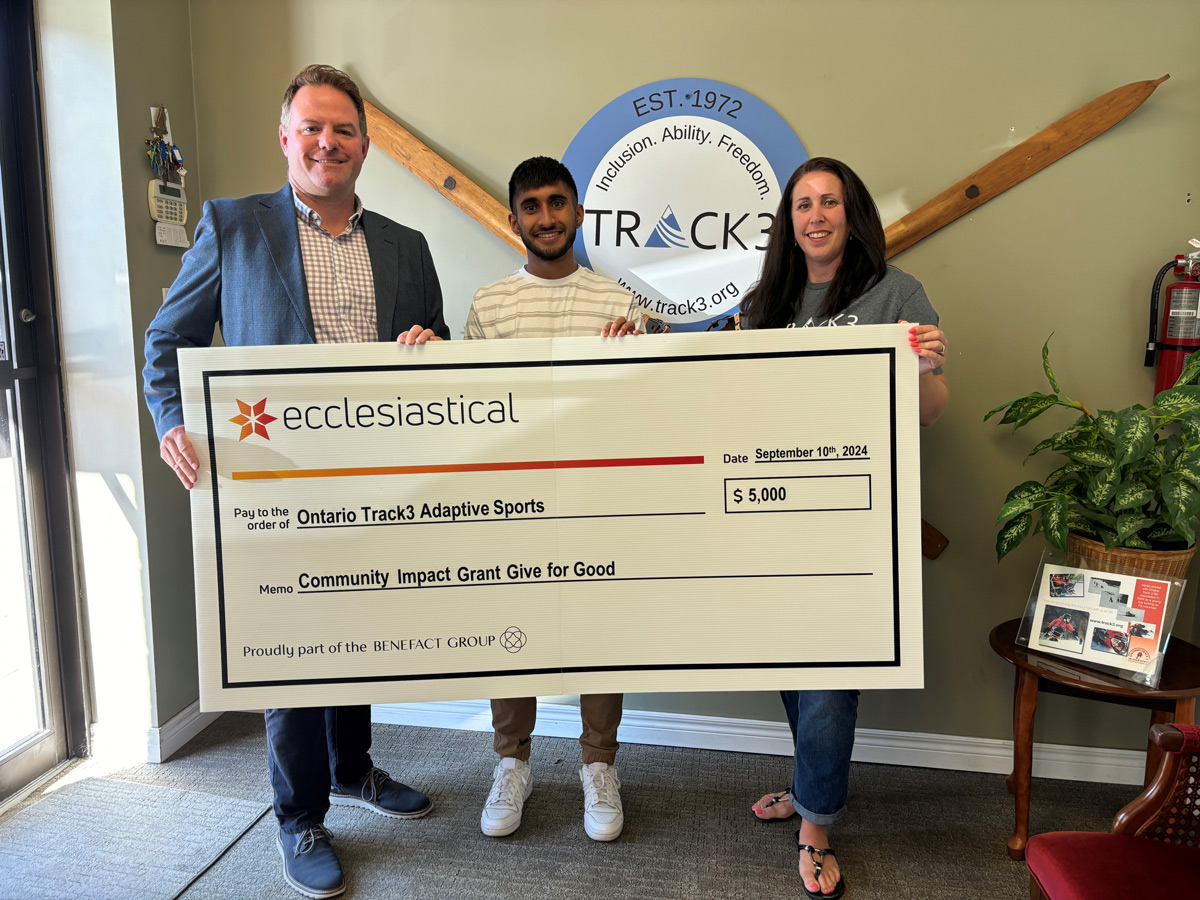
[180,326,924,710]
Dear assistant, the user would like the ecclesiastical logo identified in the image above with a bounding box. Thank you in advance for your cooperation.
[563,78,807,331]
[229,398,277,441]
[500,626,527,654]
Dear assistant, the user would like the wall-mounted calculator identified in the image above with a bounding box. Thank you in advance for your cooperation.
[148,178,187,225]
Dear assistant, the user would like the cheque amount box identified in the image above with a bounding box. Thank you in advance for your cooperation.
[723,474,872,514]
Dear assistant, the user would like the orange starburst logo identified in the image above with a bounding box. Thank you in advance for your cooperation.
[229,398,277,441]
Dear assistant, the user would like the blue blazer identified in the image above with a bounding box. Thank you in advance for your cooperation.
[143,184,448,440]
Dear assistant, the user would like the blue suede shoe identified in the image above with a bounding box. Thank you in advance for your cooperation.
[330,766,432,819]
[276,824,344,899]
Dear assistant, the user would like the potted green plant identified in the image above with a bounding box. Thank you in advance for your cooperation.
[987,339,1200,575]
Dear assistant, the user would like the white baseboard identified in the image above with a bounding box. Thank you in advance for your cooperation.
[148,701,222,764]
[372,700,1147,786]
[848,726,1146,784]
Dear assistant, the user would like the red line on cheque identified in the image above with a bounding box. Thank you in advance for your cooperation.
[231,455,705,481]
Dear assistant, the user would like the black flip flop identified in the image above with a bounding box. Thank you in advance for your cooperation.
[751,791,798,822]
[797,835,846,900]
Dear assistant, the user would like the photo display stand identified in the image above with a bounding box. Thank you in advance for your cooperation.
[1016,547,1186,689]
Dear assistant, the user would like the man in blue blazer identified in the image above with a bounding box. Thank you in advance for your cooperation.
[143,65,447,899]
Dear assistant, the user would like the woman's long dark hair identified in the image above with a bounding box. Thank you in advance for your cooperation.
[741,157,887,329]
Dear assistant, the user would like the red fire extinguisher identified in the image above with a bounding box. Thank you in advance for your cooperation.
[1145,248,1200,396]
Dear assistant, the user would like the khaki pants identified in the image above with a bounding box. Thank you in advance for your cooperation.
[490,695,623,765]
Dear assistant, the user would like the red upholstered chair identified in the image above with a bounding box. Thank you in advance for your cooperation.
[1026,723,1200,900]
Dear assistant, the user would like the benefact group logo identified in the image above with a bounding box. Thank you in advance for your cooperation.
[501,626,527,654]
[564,78,807,331]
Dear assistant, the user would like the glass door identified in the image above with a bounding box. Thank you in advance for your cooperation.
[0,0,85,803]
[0,326,66,797]
[0,292,41,754]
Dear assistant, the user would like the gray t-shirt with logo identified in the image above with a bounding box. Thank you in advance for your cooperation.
[791,267,939,329]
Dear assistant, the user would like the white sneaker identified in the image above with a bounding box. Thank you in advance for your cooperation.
[580,762,623,841]
[480,757,533,837]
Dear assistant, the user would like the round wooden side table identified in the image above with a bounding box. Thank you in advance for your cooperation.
[988,617,1200,860]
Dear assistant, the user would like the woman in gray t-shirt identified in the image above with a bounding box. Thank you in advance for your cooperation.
[741,158,949,899]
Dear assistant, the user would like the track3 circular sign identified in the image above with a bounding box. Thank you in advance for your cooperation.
[564,78,807,331]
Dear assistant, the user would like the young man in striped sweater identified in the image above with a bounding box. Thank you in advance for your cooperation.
[465,156,641,841]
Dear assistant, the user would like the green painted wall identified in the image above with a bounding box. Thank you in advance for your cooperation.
[106,0,1200,746]
[110,0,204,724]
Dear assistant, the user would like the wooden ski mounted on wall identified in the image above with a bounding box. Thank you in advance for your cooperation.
[364,100,521,254]
[363,76,1170,559]
[883,75,1169,258]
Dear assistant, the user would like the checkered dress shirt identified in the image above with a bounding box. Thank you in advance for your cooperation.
[293,193,376,344]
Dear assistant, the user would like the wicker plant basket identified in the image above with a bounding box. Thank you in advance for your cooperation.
[1065,532,1197,580]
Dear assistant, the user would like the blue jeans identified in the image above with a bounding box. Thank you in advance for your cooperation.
[265,705,373,833]
[780,689,859,826]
